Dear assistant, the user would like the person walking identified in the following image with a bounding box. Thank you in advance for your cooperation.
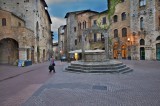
[49,56,55,73]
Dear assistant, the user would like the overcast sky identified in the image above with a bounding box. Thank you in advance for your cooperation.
[45,0,108,43]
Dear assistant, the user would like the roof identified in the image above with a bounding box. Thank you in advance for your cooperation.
[45,10,52,24]
[41,0,48,7]
[89,10,108,19]
[0,9,25,22]
[64,9,98,18]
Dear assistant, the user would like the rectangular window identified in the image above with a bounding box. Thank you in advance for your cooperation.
[75,39,77,45]
[93,20,97,25]
[0,19,2,26]
[102,17,106,24]
[25,0,29,2]
[74,27,76,32]
[94,33,97,42]
[139,0,146,7]
[2,18,6,26]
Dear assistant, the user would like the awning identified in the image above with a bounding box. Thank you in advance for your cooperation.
[69,49,105,53]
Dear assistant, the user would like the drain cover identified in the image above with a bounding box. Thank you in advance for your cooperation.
[92,85,107,90]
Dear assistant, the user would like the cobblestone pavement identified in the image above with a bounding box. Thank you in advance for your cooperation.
[23,60,160,106]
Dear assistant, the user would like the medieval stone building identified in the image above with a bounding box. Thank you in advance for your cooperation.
[61,0,160,61]
[130,0,160,60]
[0,0,53,65]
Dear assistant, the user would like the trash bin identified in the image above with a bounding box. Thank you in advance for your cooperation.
[24,60,32,66]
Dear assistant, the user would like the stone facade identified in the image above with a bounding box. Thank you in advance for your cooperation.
[109,0,131,59]
[90,10,108,50]
[0,0,53,64]
[62,0,160,61]
[76,10,98,50]
[58,25,66,59]
[130,0,160,60]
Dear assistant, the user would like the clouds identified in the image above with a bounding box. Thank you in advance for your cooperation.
[51,17,66,32]
[51,16,66,43]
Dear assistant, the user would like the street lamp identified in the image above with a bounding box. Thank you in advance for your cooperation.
[127,37,131,60]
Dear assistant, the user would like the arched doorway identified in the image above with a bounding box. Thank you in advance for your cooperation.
[156,43,160,60]
[140,39,145,60]
[156,36,160,60]
[140,47,145,60]
[31,46,34,63]
[43,49,45,62]
[113,43,118,59]
[0,38,19,64]
[121,45,127,59]
[37,46,40,63]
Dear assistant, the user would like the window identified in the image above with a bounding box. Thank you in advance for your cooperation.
[121,0,125,2]
[94,33,97,42]
[113,15,118,22]
[140,17,144,30]
[101,33,104,41]
[139,0,146,7]
[114,29,118,38]
[2,18,6,26]
[93,20,97,25]
[84,21,86,28]
[78,23,81,29]
[75,39,77,45]
[140,39,145,45]
[74,27,76,32]
[83,22,85,29]
[102,17,106,24]
[25,0,29,2]
[156,36,160,40]
[18,22,21,27]
[121,12,126,21]
[159,17,160,26]
[122,28,127,37]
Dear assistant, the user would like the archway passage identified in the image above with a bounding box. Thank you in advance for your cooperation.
[121,45,127,59]
[156,43,160,61]
[113,43,118,59]
[0,38,19,64]
[140,47,145,60]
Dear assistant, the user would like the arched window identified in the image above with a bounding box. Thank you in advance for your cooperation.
[84,21,86,28]
[83,22,85,29]
[159,16,160,26]
[113,15,118,22]
[121,12,126,21]
[122,28,127,37]
[2,18,6,26]
[94,33,97,42]
[114,29,118,38]
[140,39,145,45]
[139,0,146,7]
[80,23,81,29]
[156,36,160,40]
[121,0,125,2]
[140,17,144,30]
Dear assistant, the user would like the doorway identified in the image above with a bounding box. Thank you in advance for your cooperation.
[156,43,160,60]
[140,47,145,60]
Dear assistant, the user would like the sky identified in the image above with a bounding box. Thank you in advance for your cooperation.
[45,0,108,43]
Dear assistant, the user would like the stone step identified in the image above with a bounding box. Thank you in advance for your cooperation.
[66,66,131,73]
[68,64,126,70]
[71,62,123,67]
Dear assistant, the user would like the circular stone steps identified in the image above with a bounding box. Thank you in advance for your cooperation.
[65,60,133,73]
